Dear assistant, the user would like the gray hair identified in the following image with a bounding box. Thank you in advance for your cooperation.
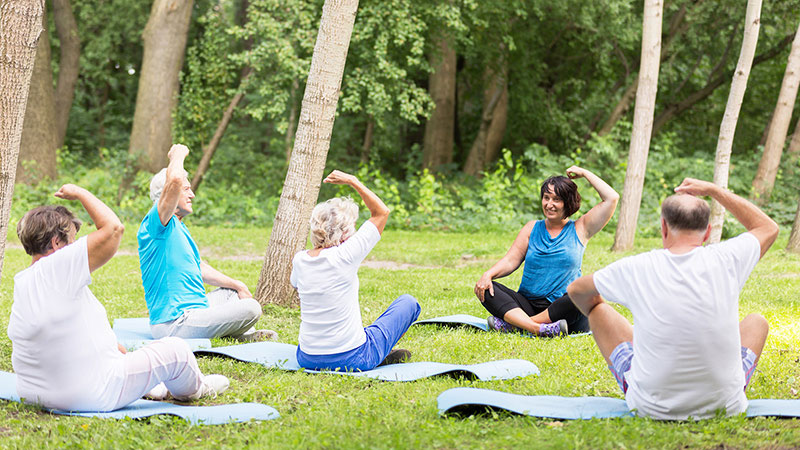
[309,197,359,248]
[150,168,189,203]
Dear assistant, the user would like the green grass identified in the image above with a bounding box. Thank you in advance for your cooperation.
[1,226,800,449]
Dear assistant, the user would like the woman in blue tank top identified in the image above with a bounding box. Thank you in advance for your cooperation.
[474,166,618,336]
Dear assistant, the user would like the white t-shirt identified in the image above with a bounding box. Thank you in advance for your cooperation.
[8,236,124,411]
[291,221,381,355]
[593,232,761,420]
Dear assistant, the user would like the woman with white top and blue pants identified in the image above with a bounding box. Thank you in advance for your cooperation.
[291,170,421,371]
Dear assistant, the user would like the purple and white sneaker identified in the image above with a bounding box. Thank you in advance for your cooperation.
[487,316,516,333]
[538,319,568,337]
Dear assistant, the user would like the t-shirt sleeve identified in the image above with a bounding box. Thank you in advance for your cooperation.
[593,255,639,308]
[143,204,170,238]
[335,220,381,266]
[714,232,761,290]
[39,235,91,298]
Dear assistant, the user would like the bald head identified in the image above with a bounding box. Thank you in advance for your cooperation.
[661,194,710,231]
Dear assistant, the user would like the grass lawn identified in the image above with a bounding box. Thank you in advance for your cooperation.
[1,224,799,449]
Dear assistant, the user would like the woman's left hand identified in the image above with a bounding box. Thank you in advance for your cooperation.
[566,166,587,179]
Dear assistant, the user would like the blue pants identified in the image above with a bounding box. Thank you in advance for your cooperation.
[296,294,421,371]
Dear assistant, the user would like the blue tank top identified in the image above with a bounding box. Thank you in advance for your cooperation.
[518,220,585,302]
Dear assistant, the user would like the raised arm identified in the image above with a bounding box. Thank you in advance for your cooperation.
[675,178,778,258]
[54,184,124,272]
[157,144,190,226]
[569,166,619,244]
[323,170,390,234]
[473,221,533,302]
[200,261,253,298]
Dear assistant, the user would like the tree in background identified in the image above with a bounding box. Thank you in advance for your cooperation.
[255,0,360,307]
[0,0,45,275]
[421,32,456,172]
[789,196,800,252]
[612,0,663,252]
[708,0,762,243]
[752,21,800,204]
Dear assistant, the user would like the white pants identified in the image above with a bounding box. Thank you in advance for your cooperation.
[150,288,261,340]
[111,337,204,410]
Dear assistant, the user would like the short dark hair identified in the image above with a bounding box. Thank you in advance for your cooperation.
[540,176,581,218]
[661,194,710,231]
[17,206,82,255]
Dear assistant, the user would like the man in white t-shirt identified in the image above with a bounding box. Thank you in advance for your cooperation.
[567,178,778,420]
[8,184,228,412]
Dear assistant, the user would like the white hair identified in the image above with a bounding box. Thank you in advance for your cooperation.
[150,168,189,203]
[309,197,359,248]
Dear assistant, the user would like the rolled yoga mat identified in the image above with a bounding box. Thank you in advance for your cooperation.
[195,342,540,382]
[113,318,212,351]
[0,371,279,425]
[436,387,800,419]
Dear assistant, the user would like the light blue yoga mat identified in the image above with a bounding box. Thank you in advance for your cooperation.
[0,371,278,425]
[113,318,212,351]
[437,387,800,419]
[196,342,539,382]
[413,314,592,337]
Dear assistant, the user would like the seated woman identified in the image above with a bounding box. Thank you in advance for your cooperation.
[8,184,228,412]
[291,170,421,371]
[474,166,618,336]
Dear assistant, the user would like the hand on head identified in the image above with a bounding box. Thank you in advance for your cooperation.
[566,165,585,179]
[674,178,717,197]
[167,144,190,161]
[323,170,357,185]
[54,184,83,201]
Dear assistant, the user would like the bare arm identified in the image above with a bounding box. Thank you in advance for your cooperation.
[157,144,190,226]
[200,260,253,298]
[54,184,124,273]
[675,178,778,258]
[566,274,604,316]
[570,166,619,244]
[323,170,390,234]
[473,221,533,302]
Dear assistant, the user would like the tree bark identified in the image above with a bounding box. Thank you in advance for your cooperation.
[18,7,57,183]
[788,195,800,253]
[0,0,45,276]
[422,33,456,172]
[788,115,800,165]
[709,0,762,243]
[285,78,300,163]
[360,116,374,164]
[255,0,360,308]
[752,21,800,205]
[463,63,508,176]
[612,0,664,252]
[128,0,194,173]
[52,0,79,148]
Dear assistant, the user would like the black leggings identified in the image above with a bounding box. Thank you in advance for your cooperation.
[480,281,589,333]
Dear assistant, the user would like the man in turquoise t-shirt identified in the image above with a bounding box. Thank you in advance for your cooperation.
[137,144,277,341]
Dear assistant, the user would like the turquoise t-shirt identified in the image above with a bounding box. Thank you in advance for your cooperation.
[518,220,585,302]
[137,205,208,324]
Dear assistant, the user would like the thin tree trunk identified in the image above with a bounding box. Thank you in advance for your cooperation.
[787,115,800,166]
[360,116,374,164]
[285,78,299,163]
[597,79,638,137]
[190,71,252,193]
[752,21,800,205]
[463,64,507,176]
[52,0,79,148]
[612,0,664,252]
[422,33,456,171]
[788,195,800,252]
[709,0,762,243]
[255,0,360,308]
[18,8,57,183]
[0,0,45,276]
[128,0,194,173]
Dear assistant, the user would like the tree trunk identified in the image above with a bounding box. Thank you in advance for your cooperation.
[52,0,79,148]
[128,0,194,173]
[360,116,374,164]
[422,33,456,171]
[752,21,800,205]
[709,0,762,243]
[0,0,45,276]
[18,8,57,183]
[255,0,360,308]
[788,115,800,166]
[190,71,251,193]
[597,79,638,137]
[612,0,664,252]
[463,63,508,176]
[788,195,800,253]
[285,78,299,163]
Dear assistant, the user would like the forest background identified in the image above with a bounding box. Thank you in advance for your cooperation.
[10,0,800,238]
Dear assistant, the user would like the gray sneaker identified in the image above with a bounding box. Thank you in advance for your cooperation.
[538,319,568,337]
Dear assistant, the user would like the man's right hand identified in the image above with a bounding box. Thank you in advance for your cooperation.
[674,178,719,198]
[167,144,190,161]
[54,184,84,201]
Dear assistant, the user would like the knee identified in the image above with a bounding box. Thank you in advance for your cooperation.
[242,298,263,321]
[396,294,421,320]
[159,336,193,360]
[742,313,769,333]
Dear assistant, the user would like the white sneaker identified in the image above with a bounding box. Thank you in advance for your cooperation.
[174,375,230,402]
[144,382,169,401]
[239,329,279,342]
